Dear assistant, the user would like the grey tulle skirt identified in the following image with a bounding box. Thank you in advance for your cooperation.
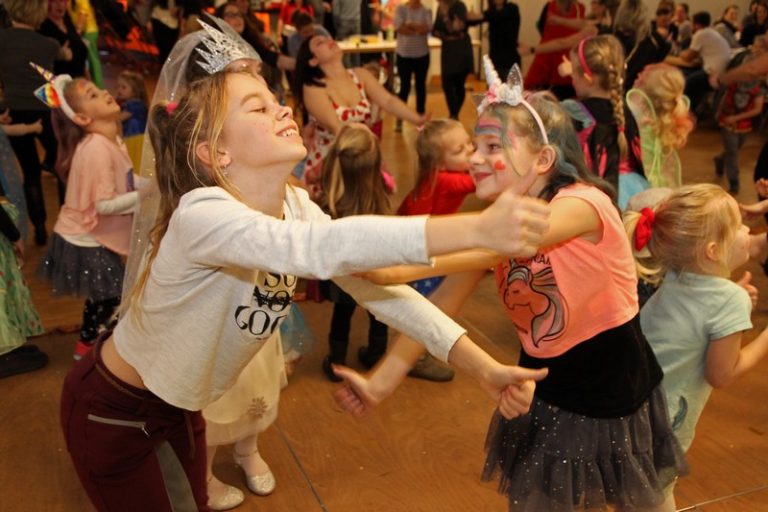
[482,386,688,511]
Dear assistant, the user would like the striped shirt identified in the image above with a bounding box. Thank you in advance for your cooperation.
[395,4,432,57]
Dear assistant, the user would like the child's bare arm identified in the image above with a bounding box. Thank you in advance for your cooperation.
[1,120,43,136]
[705,326,768,388]
[358,250,499,285]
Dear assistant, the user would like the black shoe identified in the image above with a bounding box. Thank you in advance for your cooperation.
[0,345,48,378]
[322,355,343,382]
[728,182,739,194]
[357,346,383,369]
[761,258,768,277]
[34,225,47,246]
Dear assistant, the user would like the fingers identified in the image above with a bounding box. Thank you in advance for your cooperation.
[498,381,536,419]
[333,385,367,417]
[512,367,548,383]
[737,271,752,286]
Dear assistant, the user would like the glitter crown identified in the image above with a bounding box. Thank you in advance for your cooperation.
[195,19,262,74]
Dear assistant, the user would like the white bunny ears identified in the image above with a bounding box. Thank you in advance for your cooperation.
[477,56,549,145]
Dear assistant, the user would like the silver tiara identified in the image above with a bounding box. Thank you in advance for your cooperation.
[195,18,262,74]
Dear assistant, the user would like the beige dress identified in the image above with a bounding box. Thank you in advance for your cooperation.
[203,331,287,446]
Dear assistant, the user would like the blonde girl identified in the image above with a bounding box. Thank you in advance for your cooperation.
[115,70,149,171]
[37,73,138,360]
[627,184,768,508]
[335,60,687,511]
[564,34,646,209]
[626,63,694,189]
[58,57,551,510]
[317,124,393,380]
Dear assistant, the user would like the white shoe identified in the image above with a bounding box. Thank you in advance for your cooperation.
[207,482,245,511]
[233,450,276,496]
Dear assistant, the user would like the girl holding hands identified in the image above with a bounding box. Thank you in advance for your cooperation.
[59,33,550,511]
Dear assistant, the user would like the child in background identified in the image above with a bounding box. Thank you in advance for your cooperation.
[395,118,475,380]
[35,69,139,360]
[562,35,646,209]
[317,124,392,382]
[626,63,695,189]
[0,184,45,378]
[115,70,149,171]
[335,59,687,511]
[714,51,765,194]
[626,184,768,509]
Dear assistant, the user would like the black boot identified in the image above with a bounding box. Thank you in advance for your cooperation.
[358,319,388,368]
[322,337,348,382]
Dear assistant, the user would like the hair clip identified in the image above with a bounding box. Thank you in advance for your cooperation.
[29,62,75,120]
[634,207,656,251]
[195,17,262,75]
[477,57,549,145]
[166,101,178,115]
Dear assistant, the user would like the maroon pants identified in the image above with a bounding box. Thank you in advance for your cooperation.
[60,340,209,511]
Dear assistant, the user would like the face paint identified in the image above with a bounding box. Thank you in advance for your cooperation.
[493,160,506,171]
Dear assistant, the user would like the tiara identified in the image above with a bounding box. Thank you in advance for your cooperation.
[195,18,262,74]
[477,57,549,145]
[29,62,75,120]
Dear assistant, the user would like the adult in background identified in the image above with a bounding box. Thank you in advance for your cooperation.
[665,11,732,114]
[714,4,742,49]
[741,0,768,48]
[0,0,70,245]
[150,0,180,64]
[466,0,521,81]
[613,0,670,90]
[393,0,431,130]
[525,0,585,99]
[674,2,692,50]
[39,0,88,78]
[432,0,472,120]
[287,11,330,58]
[294,35,427,195]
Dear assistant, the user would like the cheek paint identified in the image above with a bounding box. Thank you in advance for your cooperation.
[493,160,506,172]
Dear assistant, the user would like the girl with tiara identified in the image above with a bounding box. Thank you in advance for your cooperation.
[60,22,551,511]
[335,58,688,512]
[626,63,695,189]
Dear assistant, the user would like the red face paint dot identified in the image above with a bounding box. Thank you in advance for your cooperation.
[493,160,506,171]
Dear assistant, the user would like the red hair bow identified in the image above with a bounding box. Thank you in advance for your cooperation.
[634,207,656,251]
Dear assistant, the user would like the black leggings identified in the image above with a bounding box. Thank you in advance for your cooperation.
[397,54,430,114]
[442,71,469,119]
[7,109,60,228]
[80,296,120,343]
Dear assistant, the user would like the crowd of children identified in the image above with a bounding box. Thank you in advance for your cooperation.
[4,4,768,512]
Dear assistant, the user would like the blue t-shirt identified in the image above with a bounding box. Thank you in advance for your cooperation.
[121,99,148,137]
[640,271,752,451]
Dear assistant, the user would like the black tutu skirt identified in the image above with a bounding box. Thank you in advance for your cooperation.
[482,386,688,511]
[38,234,124,301]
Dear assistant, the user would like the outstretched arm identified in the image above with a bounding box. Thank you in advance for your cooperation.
[357,67,427,125]
[706,327,768,388]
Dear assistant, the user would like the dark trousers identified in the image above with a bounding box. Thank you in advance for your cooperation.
[718,129,748,189]
[151,19,179,65]
[684,68,713,114]
[328,301,388,363]
[397,53,430,114]
[80,296,121,342]
[442,71,469,119]
[61,340,209,511]
[7,109,59,228]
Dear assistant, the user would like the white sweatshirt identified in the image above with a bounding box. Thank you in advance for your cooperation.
[115,186,466,410]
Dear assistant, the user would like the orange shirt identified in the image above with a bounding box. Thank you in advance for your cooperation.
[495,184,638,358]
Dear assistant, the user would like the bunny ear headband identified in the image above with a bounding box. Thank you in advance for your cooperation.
[29,62,76,120]
[476,57,549,145]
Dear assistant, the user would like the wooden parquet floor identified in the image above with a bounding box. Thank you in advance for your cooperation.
[0,77,766,511]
